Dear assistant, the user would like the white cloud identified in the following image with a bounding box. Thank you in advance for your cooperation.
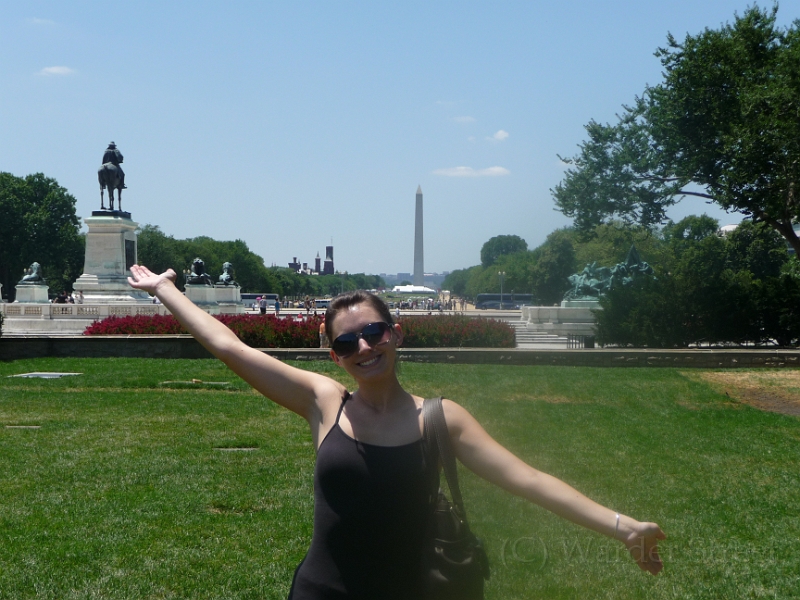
[28,17,57,26]
[432,166,510,177]
[38,66,75,76]
[485,129,510,143]
[453,116,476,123]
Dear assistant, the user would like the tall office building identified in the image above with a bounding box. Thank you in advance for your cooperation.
[413,185,424,286]
[323,245,334,275]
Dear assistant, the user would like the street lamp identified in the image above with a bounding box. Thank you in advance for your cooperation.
[498,271,506,309]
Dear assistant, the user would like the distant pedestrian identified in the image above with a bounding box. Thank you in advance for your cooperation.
[259,296,267,315]
[75,290,84,304]
[274,298,281,316]
[319,320,328,348]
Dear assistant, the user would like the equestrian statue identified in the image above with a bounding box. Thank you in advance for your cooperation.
[98,141,127,211]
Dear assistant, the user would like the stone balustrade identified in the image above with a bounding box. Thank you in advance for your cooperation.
[0,302,171,320]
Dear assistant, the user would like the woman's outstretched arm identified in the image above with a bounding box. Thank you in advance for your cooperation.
[442,399,666,575]
[127,265,344,427]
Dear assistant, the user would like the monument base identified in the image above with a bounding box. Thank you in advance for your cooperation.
[521,304,600,337]
[14,285,50,303]
[74,212,145,302]
[185,284,220,314]
[73,274,151,303]
[561,299,602,309]
[92,209,131,219]
[215,285,244,314]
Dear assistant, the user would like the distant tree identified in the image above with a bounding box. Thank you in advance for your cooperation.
[554,6,800,255]
[724,220,787,280]
[596,217,800,347]
[137,226,281,294]
[0,172,83,300]
[480,235,528,268]
[528,231,576,305]
[136,225,186,281]
[442,268,477,297]
[661,215,720,245]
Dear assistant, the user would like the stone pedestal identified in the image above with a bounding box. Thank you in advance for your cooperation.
[521,301,601,336]
[14,285,50,303]
[560,299,602,309]
[73,211,150,303]
[185,284,220,314]
[215,285,244,314]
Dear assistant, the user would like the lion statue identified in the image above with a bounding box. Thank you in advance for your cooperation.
[18,262,46,285]
[185,258,213,286]
[217,262,238,286]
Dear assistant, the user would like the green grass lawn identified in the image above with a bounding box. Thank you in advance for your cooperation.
[1,358,798,599]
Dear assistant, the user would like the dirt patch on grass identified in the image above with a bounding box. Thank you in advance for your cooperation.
[693,371,800,417]
[505,393,582,404]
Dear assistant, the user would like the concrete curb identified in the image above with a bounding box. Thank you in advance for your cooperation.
[1,336,799,368]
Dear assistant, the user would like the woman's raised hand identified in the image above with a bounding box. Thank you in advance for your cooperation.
[128,265,177,296]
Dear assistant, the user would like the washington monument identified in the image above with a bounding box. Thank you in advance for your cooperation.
[413,185,424,286]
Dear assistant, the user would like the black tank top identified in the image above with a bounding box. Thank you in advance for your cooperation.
[288,393,439,599]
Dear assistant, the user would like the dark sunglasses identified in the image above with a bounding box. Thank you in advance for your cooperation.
[332,322,393,357]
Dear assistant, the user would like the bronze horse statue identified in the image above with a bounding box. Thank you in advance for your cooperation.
[98,163,124,211]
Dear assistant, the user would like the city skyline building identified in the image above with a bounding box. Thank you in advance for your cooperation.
[413,185,424,286]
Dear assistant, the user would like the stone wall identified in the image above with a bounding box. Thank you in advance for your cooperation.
[1,336,798,368]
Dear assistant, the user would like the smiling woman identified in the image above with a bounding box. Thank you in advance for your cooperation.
[127,263,666,600]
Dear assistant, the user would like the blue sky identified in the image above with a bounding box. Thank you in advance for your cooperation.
[2,1,797,276]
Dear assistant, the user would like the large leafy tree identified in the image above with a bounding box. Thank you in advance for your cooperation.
[527,230,576,305]
[554,5,800,255]
[479,235,528,267]
[0,173,83,300]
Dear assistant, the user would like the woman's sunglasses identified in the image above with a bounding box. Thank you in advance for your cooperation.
[331,322,393,358]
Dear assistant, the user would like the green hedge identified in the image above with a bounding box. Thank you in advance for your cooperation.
[398,315,514,348]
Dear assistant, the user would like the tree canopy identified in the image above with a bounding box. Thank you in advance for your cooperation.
[553,5,800,255]
[480,235,528,267]
[596,219,800,347]
[0,172,84,300]
[137,225,384,298]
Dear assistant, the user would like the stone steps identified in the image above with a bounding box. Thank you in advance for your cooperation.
[508,321,569,347]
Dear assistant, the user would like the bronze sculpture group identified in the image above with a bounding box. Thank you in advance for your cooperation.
[564,245,655,301]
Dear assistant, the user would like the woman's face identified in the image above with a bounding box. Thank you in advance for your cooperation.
[329,302,402,379]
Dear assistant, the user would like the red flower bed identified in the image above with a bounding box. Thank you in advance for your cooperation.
[84,314,323,348]
[84,314,186,335]
[84,314,514,348]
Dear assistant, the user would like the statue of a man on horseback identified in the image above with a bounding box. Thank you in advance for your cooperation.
[98,141,127,211]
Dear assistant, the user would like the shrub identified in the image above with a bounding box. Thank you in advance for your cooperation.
[398,315,515,348]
